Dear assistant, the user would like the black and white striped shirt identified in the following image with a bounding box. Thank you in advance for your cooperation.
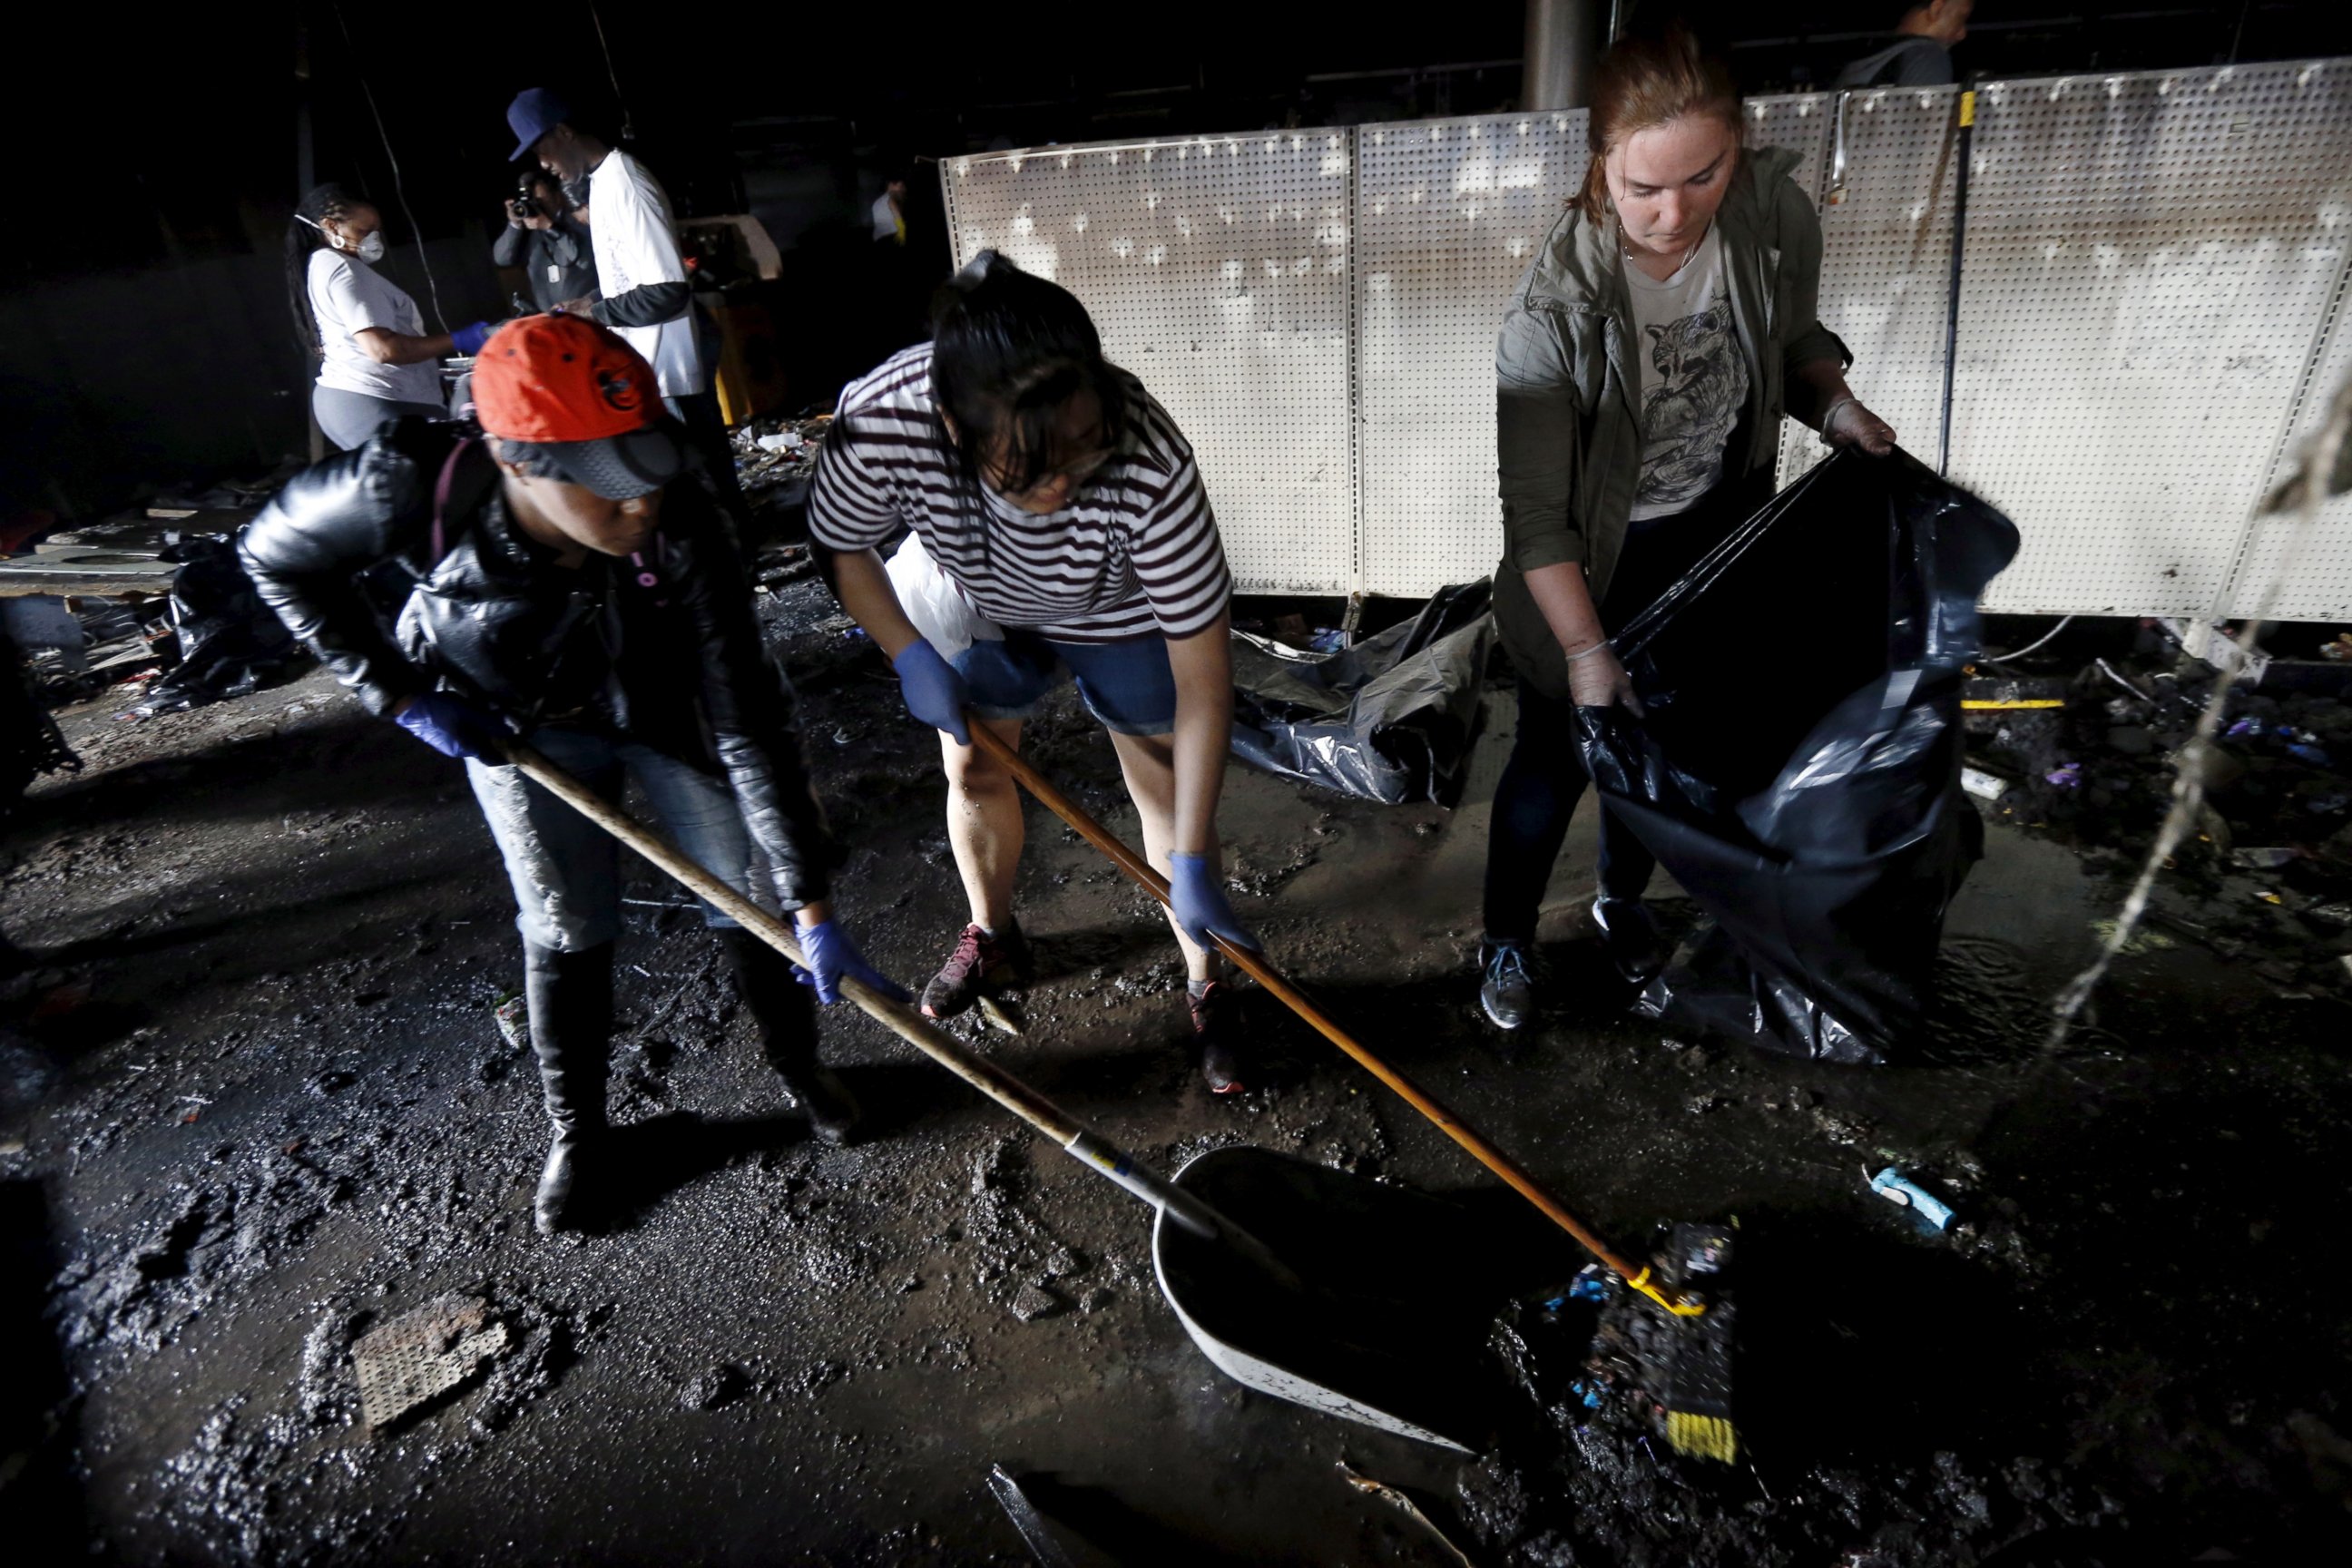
[808,344,1231,643]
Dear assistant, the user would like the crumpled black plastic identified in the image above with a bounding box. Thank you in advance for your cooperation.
[136,536,303,714]
[1575,449,2022,1063]
[1230,581,1494,807]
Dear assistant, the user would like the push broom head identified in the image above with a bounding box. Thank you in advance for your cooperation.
[1658,1222,1738,1464]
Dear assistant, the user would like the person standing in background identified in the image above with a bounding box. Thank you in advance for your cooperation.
[286,182,495,451]
[1834,0,1973,88]
[503,89,749,526]
[1476,26,1896,1032]
[493,170,598,314]
[871,177,907,245]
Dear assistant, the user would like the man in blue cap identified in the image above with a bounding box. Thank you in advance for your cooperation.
[504,88,749,527]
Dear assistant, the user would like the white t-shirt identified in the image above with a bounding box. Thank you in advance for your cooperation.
[308,250,440,405]
[1626,225,1749,522]
[870,192,902,243]
[587,149,707,398]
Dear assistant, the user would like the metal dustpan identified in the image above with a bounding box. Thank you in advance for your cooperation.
[1152,1145,1540,1453]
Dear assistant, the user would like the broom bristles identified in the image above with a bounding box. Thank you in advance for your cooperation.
[1665,1410,1739,1465]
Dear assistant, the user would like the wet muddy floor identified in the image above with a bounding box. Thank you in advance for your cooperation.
[4,576,2350,1563]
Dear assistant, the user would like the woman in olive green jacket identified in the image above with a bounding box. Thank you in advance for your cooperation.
[1477,27,1896,1031]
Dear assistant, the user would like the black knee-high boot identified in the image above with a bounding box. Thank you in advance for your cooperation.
[525,940,613,1234]
[719,928,861,1145]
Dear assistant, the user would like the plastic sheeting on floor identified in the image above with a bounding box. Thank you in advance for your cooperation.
[1230,582,1494,807]
[1578,450,2023,1063]
[135,537,302,715]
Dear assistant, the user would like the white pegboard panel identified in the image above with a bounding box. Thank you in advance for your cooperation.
[1356,113,1585,598]
[942,134,1356,594]
[2228,263,2352,622]
[931,63,2352,616]
[1775,87,1963,490]
[2225,68,2352,622]
[1953,62,2352,616]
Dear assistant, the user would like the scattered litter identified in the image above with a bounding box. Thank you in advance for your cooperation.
[1337,1460,1475,1567]
[1961,765,2010,801]
[1536,1264,1618,1313]
[1869,1166,1956,1231]
[2230,847,2301,869]
[2045,761,2082,789]
[350,1294,508,1432]
[493,993,528,1052]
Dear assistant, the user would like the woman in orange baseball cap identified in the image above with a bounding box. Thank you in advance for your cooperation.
[240,315,900,1234]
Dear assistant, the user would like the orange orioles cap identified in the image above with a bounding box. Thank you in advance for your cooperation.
[470,313,685,499]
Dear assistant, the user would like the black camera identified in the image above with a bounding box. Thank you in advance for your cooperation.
[509,175,544,221]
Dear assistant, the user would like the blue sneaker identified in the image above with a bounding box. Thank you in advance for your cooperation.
[1478,939,1536,1031]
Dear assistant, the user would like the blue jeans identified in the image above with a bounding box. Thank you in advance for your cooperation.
[1480,475,1764,944]
[466,727,753,952]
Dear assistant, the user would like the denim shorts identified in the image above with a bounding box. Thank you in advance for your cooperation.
[954,630,1177,736]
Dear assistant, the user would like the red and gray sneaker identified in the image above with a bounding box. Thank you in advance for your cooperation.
[1190,980,1249,1094]
[920,919,1034,1019]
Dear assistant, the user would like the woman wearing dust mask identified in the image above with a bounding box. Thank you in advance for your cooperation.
[285,181,494,450]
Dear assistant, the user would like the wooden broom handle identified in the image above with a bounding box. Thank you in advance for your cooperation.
[500,740,1086,1147]
[965,726,1657,1289]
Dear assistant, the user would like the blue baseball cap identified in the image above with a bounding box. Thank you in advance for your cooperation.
[505,87,571,162]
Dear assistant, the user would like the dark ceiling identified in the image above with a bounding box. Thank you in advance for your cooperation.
[15,1,2352,287]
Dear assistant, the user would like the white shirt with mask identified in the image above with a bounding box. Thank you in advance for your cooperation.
[587,148,707,398]
[308,248,441,405]
[1625,224,1749,522]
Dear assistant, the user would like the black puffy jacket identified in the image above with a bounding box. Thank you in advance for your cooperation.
[239,417,839,910]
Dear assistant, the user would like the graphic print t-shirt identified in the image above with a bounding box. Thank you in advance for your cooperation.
[1626,227,1749,523]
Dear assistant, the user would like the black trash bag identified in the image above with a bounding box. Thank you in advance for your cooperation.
[1230,581,1494,806]
[1575,449,2021,1063]
[136,536,303,714]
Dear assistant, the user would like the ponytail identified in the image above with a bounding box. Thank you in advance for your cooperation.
[286,182,360,360]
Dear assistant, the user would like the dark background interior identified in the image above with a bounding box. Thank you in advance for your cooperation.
[5,1,2348,523]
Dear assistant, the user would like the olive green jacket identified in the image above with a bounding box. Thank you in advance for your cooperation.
[1491,144,1848,698]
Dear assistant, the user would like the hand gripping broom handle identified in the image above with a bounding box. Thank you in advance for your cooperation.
[966,726,1701,1316]
[495,740,1236,1245]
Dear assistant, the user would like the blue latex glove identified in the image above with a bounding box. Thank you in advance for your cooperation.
[792,918,909,1006]
[450,319,496,356]
[1167,851,1261,954]
[890,638,970,745]
[394,693,508,762]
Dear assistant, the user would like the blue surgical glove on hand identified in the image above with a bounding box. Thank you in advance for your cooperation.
[1167,851,1261,955]
[394,693,508,762]
[890,638,970,745]
[792,918,909,1006]
[450,319,496,356]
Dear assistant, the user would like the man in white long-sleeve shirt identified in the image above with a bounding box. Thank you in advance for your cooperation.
[504,87,748,525]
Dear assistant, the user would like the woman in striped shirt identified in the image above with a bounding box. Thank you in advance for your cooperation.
[808,253,1260,1093]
